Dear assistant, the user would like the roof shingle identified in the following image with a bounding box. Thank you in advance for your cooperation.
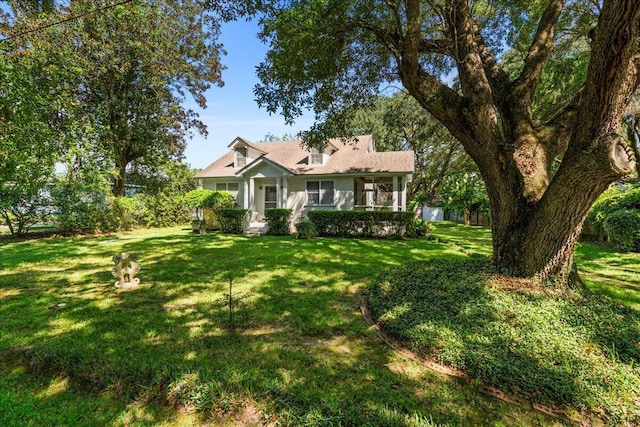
[195,135,414,178]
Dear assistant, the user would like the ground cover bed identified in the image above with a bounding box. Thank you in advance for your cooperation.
[0,223,638,425]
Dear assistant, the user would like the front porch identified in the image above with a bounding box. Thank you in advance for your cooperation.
[239,174,410,224]
[242,176,289,221]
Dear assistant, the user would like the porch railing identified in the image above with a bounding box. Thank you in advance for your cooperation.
[242,209,252,234]
[353,205,394,211]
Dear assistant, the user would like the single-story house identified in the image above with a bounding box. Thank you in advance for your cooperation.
[194,134,414,228]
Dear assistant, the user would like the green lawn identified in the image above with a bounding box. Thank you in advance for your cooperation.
[0,223,637,425]
[432,222,640,310]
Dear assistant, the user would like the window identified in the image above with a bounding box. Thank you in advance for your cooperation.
[306,180,334,205]
[235,147,247,168]
[309,147,324,165]
[215,182,240,196]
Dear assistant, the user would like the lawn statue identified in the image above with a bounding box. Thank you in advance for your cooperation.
[112,253,141,290]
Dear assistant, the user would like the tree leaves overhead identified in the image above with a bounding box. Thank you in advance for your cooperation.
[253,0,601,140]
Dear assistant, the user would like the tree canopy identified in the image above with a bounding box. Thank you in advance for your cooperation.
[1,0,224,196]
[246,0,640,284]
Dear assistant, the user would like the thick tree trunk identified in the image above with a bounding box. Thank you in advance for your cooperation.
[489,0,640,283]
[113,160,127,197]
[396,0,639,286]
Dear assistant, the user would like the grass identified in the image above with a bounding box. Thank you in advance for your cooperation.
[432,222,640,310]
[367,223,640,425]
[0,223,637,425]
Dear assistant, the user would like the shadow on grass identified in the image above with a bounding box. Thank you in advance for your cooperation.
[367,257,640,425]
[1,228,560,426]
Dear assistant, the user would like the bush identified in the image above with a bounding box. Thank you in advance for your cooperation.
[406,219,434,238]
[307,210,414,238]
[295,219,317,239]
[53,184,110,233]
[143,193,191,228]
[265,208,292,236]
[184,190,236,231]
[102,196,139,231]
[603,209,640,251]
[585,184,640,242]
[217,209,248,234]
[184,189,235,210]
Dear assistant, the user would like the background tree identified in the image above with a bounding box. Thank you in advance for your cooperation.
[439,171,489,226]
[2,0,225,196]
[260,132,298,142]
[250,0,640,284]
[349,92,475,202]
[0,22,74,234]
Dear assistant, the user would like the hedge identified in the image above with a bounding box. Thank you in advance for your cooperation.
[603,209,640,251]
[265,208,292,236]
[584,184,640,246]
[307,210,414,238]
[217,208,248,234]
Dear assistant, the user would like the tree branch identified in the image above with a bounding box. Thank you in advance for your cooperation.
[513,0,566,105]
[396,0,467,137]
[572,0,640,146]
[472,29,512,110]
[537,87,583,161]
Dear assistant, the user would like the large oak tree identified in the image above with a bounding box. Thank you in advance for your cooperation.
[249,0,640,284]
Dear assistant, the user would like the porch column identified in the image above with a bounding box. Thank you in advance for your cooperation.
[283,177,288,208]
[392,176,399,212]
[401,176,407,211]
[249,178,255,210]
[276,176,281,208]
[243,179,249,209]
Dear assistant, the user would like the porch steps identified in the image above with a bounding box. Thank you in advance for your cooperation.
[244,221,268,236]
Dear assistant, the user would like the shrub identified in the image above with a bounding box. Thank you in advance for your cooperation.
[184,189,235,210]
[183,189,213,209]
[217,209,248,234]
[307,210,414,238]
[184,190,236,230]
[406,219,434,238]
[143,193,191,228]
[585,184,640,242]
[265,208,292,236]
[53,185,110,233]
[295,219,317,239]
[102,196,138,231]
[603,209,640,251]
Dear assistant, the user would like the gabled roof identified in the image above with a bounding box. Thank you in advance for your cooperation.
[227,136,267,154]
[195,134,414,179]
[235,156,294,177]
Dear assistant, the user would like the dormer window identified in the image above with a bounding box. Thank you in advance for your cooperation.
[235,147,247,168]
[309,147,324,165]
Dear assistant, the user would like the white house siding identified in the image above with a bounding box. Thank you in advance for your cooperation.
[200,178,245,208]
[247,163,284,178]
[286,176,354,224]
[422,206,444,221]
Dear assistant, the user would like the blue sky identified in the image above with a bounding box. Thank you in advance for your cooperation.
[183,19,314,170]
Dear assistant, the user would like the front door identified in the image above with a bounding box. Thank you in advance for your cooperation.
[264,186,277,210]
